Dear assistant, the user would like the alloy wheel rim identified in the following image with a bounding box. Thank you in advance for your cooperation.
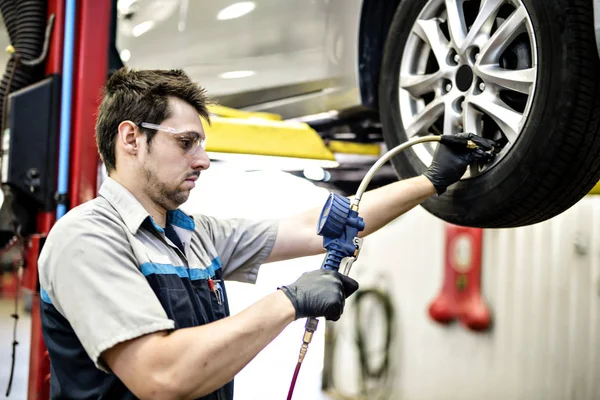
[398,0,538,177]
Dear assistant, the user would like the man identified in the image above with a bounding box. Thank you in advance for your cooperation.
[38,68,489,399]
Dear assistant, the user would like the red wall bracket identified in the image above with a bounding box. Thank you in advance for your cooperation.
[428,224,491,332]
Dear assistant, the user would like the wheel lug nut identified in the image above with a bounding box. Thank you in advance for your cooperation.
[454,54,460,64]
[446,83,452,92]
[479,82,486,91]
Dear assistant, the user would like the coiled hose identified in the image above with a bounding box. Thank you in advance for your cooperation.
[0,0,47,134]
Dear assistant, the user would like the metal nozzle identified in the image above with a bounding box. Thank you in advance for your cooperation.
[298,340,310,364]
[298,329,315,364]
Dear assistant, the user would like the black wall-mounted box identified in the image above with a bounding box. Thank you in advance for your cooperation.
[3,75,60,212]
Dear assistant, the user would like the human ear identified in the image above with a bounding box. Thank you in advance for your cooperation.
[117,121,140,155]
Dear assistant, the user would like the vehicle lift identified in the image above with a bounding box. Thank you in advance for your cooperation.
[4,1,112,398]
[0,1,383,398]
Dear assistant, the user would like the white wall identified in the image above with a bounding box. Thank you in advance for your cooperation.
[330,197,600,400]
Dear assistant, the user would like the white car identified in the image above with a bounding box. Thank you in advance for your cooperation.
[117,0,600,228]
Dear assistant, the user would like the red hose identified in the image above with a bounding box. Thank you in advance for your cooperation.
[286,362,302,400]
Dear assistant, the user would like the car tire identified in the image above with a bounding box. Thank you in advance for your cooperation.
[378,0,600,228]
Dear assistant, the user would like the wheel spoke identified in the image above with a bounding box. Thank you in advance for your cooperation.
[400,70,444,98]
[468,163,480,178]
[461,0,504,53]
[405,97,444,138]
[478,6,528,64]
[462,100,483,136]
[414,19,451,67]
[444,0,467,50]
[476,65,535,94]
[470,93,522,143]
[443,102,460,135]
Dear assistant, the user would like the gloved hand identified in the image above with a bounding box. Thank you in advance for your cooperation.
[423,133,495,195]
[279,269,359,321]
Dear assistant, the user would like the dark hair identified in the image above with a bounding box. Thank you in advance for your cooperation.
[95,68,211,172]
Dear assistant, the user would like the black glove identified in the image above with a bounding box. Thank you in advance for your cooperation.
[423,133,495,195]
[279,269,359,321]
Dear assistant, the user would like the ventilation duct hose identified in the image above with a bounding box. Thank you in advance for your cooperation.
[0,0,47,130]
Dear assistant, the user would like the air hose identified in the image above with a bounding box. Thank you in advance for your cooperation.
[354,287,395,399]
[286,133,497,399]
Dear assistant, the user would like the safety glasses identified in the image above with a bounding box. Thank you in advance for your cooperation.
[139,122,207,156]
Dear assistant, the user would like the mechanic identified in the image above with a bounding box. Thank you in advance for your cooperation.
[37,68,489,400]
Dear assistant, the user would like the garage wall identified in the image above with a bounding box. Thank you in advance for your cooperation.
[331,196,600,400]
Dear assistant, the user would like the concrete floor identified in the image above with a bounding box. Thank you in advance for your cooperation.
[0,297,31,399]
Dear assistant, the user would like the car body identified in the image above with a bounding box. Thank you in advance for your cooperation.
[118,0,600,120]
[116,0,387,119]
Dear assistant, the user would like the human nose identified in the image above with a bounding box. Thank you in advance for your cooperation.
[191,147,210,170]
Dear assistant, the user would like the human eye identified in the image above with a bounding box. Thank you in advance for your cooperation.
[177,136,194,151]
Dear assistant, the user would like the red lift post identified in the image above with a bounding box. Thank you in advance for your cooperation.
[23,1,111,398]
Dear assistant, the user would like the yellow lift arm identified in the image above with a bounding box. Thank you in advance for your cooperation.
[204,104,380,163]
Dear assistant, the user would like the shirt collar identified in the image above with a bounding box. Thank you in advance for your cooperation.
[98,177,195,234]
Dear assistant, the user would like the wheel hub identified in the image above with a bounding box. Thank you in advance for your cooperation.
[456,65,474,92]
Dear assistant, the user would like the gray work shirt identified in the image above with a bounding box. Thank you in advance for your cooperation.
[38,177,278,386]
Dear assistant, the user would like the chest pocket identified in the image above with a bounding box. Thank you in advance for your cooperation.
[192,268,229,323]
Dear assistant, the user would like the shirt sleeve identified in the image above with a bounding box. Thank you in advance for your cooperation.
[38,210,175,372]
[193,215,278,283]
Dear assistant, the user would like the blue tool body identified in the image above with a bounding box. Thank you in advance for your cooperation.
[316,193,365,272]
